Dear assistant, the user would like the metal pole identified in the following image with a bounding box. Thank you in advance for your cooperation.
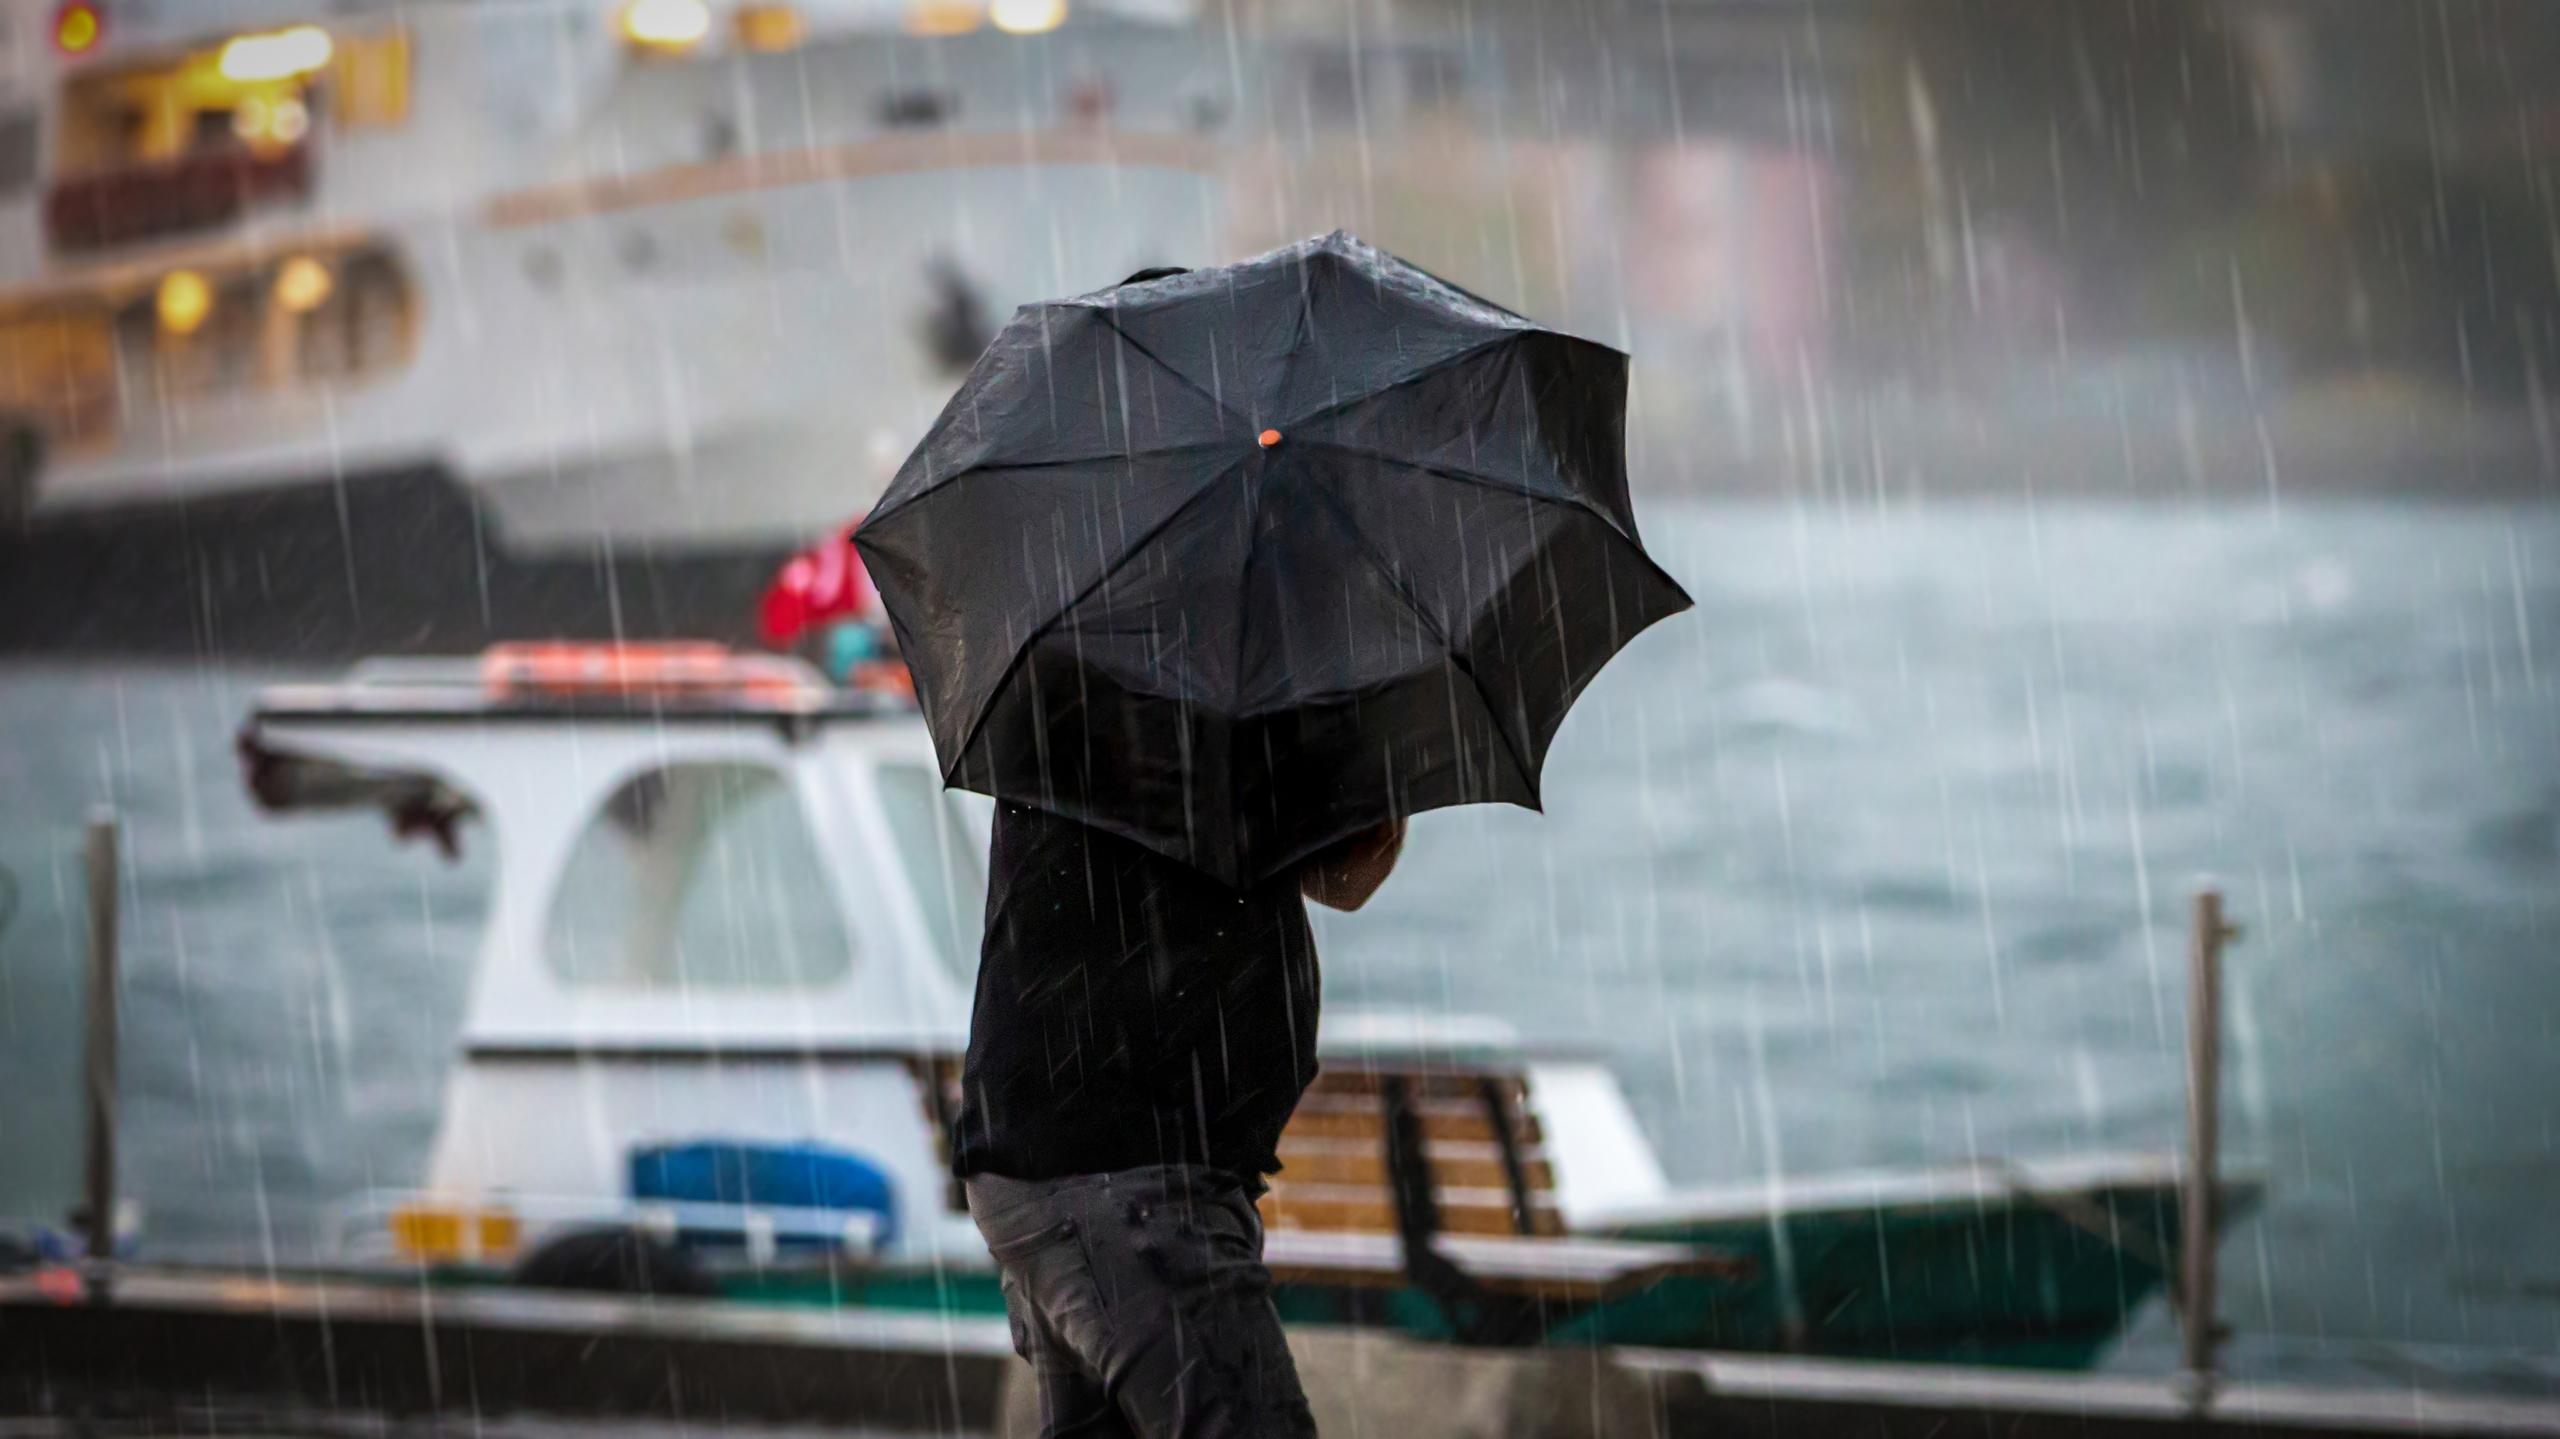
[82,809,120,1299]
[2180,885,2232,1393]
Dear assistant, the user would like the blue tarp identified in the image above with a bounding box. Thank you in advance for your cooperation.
[629,1141,898,1250]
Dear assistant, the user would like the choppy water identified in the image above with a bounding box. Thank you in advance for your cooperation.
[3,500,2556,1392]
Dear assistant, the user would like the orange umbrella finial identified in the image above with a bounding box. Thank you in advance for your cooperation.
[1258,428,1282,448]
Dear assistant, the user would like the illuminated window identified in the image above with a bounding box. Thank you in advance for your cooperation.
[46,23,408,208]
[0,306,116,444]
[104,245,418,409]
[734,4,806,52]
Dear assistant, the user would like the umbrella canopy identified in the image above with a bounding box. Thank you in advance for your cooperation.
[854,231,1692,886]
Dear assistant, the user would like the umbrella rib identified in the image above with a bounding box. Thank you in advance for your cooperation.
[941,456,1249,784]
[1334,449,1692,633]
[942,442,1237,475]
[1294,477,1456,655]
[1297,438,1623,537]
[1279,332,1521,433]
[1270,260,1315,429]
[1294,479,1543,805]
[863,440,1236,531]
[1088,307,1250,429]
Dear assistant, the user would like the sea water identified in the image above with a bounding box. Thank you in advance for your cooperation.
[2,500,2555,1390]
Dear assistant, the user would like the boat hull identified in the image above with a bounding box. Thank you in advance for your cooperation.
[0,463,796,656]
[614,1173,2229,1369]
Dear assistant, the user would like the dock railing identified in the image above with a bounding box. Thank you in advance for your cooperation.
[2181,883,2240,1405]
[81,808,120,1303]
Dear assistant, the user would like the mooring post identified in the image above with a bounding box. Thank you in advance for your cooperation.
[82,808,120,1301]
[2180,884,2234,1402]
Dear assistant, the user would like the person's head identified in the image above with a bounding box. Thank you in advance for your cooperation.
[1121,266,1190,286]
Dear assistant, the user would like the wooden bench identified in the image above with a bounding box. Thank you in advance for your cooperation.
[1264,1067,1566,1238]
[1257,1064,1744,1344]
[913,1055,1743,1344]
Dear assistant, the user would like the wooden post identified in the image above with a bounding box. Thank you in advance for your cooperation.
[82,809,120,1297]
[2180,886,2233,1394]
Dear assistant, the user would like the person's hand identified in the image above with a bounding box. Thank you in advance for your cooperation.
[1300,819,1406,912]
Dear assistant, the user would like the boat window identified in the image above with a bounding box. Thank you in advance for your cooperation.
[0,241,415,458]
[72,244,417,430]
[877,89,956,128]
[0,108,37,195]
[546,763,852,990]
[45,26,408,253]
[874,763,986,984]
[0,302,117,447]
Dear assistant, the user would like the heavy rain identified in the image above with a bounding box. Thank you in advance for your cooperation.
[0,0,2555,1434]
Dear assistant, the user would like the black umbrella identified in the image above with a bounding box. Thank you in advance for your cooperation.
[854,231,1692,886]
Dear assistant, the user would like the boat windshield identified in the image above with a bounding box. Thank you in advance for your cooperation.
[546,762,852,990]
[873,762,986,985]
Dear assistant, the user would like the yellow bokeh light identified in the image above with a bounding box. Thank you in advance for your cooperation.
[217,25,334,83]
[273,256,333,313]
[621,0,712,50]
[55,2,100,54]
[158,271,213,336]
[231,95,310,148]
[735,4,807,52]
[906,0,984,37]
[990,0,1066,35]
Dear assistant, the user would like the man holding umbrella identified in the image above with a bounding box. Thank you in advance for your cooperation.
[856,236,1690,1438]
[956,796,1404,1438]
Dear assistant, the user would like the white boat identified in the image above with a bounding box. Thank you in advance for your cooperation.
[233,641,2254,1363]
[0,0,1233,525]
[0,0,1239,647]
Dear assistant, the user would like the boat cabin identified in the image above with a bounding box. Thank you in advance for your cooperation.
[243,643,992,1263]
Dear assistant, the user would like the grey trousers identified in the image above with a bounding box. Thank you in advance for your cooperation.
[966,1166,1318,1439]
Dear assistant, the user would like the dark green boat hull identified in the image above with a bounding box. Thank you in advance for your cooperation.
[699,1178,2246,1370]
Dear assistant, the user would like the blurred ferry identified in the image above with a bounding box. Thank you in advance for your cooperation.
[0,0,1240,651]
[226,639,2259,1366]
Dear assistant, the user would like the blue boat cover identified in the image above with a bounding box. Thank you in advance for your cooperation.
[628,1141,898,1249]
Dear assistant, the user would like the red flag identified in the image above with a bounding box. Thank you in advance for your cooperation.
[758,524,880,646]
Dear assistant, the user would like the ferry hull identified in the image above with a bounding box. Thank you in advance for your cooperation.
[0,463,795,655]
